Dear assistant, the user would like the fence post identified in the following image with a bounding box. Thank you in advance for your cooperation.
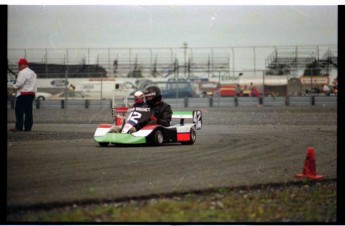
[209,97,213,107]
[258,96,263,105]
[10,100,15,109]
[85,99,89,109]
[184,97,188,108]
[234,96,238,107]
[285,96,289,106]
[36,99,40,109]
[311,96,315,106]
[61,100,65,109]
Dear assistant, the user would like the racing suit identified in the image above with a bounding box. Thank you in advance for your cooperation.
[111,100,172,133]
[111,101,151,133]
[148,101,173,127]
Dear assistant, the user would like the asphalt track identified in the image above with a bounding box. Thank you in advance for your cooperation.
[7,106,337,209]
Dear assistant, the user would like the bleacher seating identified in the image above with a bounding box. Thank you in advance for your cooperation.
[9,63,108,78]
[265,49,337,76]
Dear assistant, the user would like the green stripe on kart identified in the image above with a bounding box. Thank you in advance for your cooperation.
[172,111,193,118]
[95,133,146,144]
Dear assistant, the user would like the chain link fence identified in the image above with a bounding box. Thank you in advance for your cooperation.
[8,45,337,79]
[7,45,337,109]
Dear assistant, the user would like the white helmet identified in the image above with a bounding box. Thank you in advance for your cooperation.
[134,91,144,104]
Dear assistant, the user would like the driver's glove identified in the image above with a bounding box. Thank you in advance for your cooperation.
[148,115,158,124]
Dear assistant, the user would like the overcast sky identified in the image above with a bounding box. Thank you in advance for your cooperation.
[8,5,337,49]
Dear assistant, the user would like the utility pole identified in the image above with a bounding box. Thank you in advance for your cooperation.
[183,42,188,79]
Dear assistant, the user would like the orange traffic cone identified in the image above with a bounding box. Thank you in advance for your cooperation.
[295,147,324,180]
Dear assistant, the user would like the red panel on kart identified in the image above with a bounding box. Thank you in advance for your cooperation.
[115,117,124,126]
[141,125,159,130]
[177,133,190,141]
[98,124,113,128]
[114,107,129,113]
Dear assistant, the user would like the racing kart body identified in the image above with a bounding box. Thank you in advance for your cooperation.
[94,107,202,146]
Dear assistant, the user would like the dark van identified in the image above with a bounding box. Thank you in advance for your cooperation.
[146,79,195,98]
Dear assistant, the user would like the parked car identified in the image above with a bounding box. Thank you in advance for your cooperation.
[36,92,52,100]
[7,90,52,101]
[142,79,195,98]
[304,87,321,95]
[196,81,220,97]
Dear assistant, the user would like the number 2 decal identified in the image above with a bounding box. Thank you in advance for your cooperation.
[193,110,202,130]
[129,112,142,124]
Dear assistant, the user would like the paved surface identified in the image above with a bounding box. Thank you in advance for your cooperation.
[7,106,337,208]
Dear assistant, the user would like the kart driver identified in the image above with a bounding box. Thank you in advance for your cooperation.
[111,91,147,133]
[111,90,151,132]
[143,86,172,127]
[132,91,146,107]
[110,86,172,133]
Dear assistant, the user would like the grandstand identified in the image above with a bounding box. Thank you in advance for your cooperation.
[265,46,337,77]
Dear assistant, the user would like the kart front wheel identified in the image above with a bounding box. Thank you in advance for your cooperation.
[152,130,164,146]
[99,142,109,147]
[181,128,196,145]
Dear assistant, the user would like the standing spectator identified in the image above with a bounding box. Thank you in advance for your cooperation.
[322,84,330,96]
[332,77,338,95]
[113,59,118,73]
[8,58,37,132]
[250,86,260,97]
[242,84,250,96]
[235,84,242,97]
[249,82,253,90]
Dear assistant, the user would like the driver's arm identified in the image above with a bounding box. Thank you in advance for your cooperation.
[157,105,172,127]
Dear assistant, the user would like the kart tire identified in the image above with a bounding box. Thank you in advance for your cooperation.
[181,127,196,145]
[99,142,109,147]
[152,129,164,146]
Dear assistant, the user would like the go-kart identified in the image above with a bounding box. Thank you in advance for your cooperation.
[94,106,202,146]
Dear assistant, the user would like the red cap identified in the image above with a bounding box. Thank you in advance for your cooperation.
[17,58,28,65]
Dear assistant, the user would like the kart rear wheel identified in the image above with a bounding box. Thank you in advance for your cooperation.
[181,127,196,145]
[99,142,109,147]
[152,129,164,146]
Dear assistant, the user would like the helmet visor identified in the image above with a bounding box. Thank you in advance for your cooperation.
[144,91,156,97]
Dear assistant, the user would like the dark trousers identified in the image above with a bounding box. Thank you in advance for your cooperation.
[15,95,35,131]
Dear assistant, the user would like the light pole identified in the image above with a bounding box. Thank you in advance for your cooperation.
[183,42,188,79]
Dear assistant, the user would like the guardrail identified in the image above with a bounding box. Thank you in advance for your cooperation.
[7,96,337,110]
